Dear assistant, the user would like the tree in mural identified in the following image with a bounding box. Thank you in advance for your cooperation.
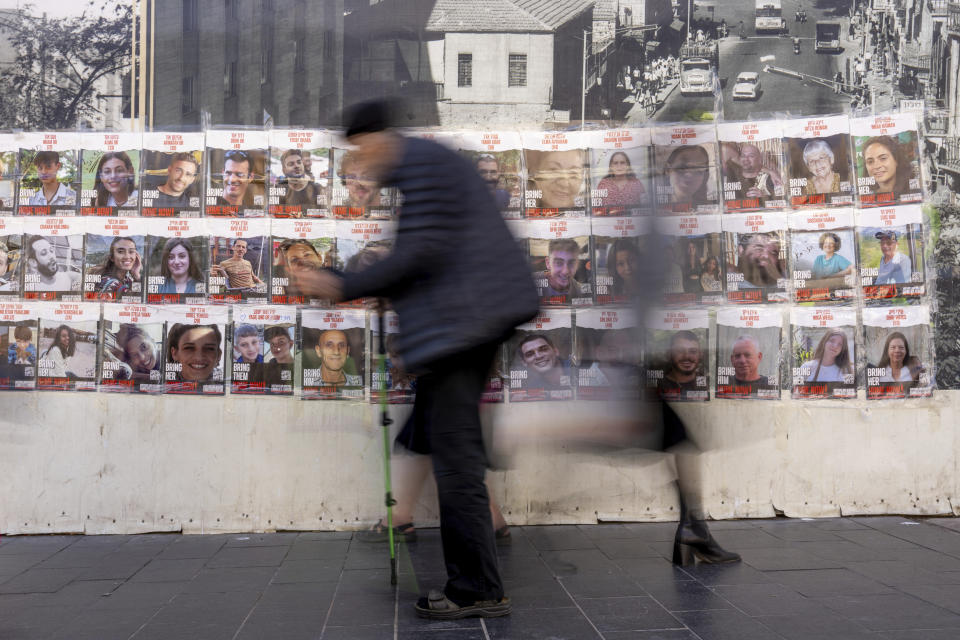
[0,1,132,129]
[934,203,960,389]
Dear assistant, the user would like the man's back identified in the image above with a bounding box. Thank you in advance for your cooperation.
[341,137,538,372]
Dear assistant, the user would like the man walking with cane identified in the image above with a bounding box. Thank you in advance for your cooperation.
[297,100,539,619]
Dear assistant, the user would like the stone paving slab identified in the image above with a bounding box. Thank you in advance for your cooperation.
[0,517,959,638]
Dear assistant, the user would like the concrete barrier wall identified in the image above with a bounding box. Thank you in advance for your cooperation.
[2,391,957,535]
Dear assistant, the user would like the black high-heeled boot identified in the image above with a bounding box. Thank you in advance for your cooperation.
[672,500,741,566]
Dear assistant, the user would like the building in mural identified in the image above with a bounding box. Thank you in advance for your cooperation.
[342,0,599,127]
[150,0,344,128]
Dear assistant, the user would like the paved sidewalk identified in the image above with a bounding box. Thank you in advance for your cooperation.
[2,517,960,639]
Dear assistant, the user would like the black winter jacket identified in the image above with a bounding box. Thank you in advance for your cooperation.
[341,137,539,373]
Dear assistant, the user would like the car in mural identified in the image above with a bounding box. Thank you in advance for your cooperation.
[732,72,762,100]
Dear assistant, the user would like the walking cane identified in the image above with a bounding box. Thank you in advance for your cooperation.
[376,303,398,585]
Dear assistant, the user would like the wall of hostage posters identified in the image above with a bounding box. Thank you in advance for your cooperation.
[0,112,940,400]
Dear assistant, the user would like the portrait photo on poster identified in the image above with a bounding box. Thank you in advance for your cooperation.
[717,120,787,213]
[507,309,574,403]
[231,306,296,396]
[83,233,145,303]
[330,147,393,220]
[783,115,855,208]
[205,130,269,217]
[790,307,857,400]
[525,219,592,307]
[79,133,142,216]
[592,216,647,306]
[857,205,925,302]
[0,305,38,390]
[522,131,588,218]
[17,133,80,216]
[163,306,227,396]
[586,128,651,217]
[0,228,23,296]
[645,309,710,403]
[36,302,99,392]
[140,145,204,217]
[715,307,782,400]
[270,225,338,306]
[789,208,857,303]
[863,306,933,399]
[99,306,165,394]
[22,227,84,301]
[0,135,19,214]
[370,310,416,405]
[145,226,209,305]
[660,230,726,306]
[574,307,641,401]
[651,125,719,215]
[457,130,525,219]
[722,214,789,304]
[268,131,331,218]
[300,308,366,400]
[207,220,270,304]
[851,112,924,207]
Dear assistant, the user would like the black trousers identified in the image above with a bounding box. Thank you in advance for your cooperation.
[405,341,503,605]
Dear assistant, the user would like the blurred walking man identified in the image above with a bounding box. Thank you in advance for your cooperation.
[295,99,538,619]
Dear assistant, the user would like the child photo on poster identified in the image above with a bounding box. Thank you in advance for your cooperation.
[36,301,99,391]
[232,305,296,396]
[646,308,710,402]
[163,305,227,395]
[140,132,204,217]
[17,132,80,216]
[99,305,165,394]
[230,305,297,396]
[0,302,38,390]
